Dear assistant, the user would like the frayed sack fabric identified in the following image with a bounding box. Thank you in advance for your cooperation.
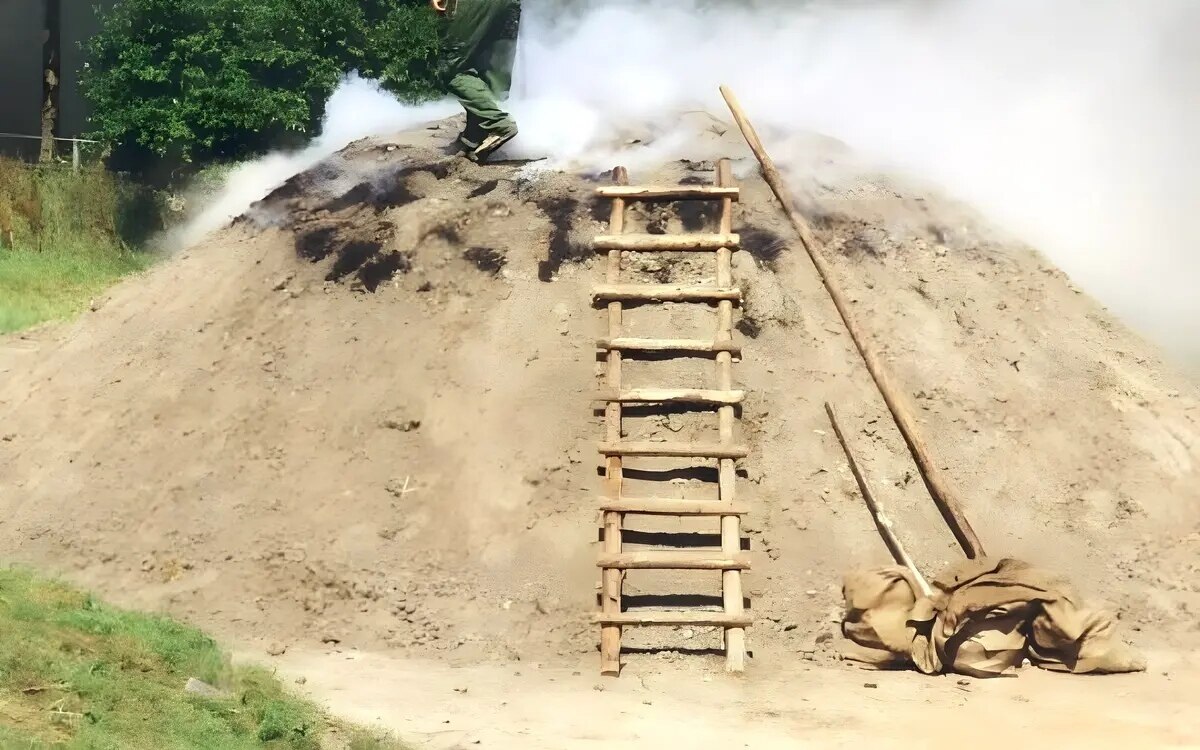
[841,558,1146,677]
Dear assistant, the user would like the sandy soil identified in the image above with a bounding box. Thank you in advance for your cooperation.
[2,115,1198,745]
[255,647,1200,749]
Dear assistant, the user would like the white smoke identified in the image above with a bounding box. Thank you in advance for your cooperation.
[168,75,456,249]
[185,0,1200,367]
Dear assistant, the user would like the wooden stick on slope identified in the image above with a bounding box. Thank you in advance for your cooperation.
[826,402,933,597]
[719,84,986,560]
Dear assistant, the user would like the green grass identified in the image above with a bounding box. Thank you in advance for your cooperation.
[0,247,151,333]
[0,568,408,750]
[0,159,161,334]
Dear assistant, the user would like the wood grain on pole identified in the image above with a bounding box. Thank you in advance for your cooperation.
[599,498,751,516]
[600,166,629,677]
[592,284,743,303]
[597,552,752,570]
[596,185,741,201]
[825,402,934,597]
[716,158,748,672]
[597,442,750,459]
[719,85,985,560]
[593,233,740,252]
[595,612,755,627]
[597,337,742,355]
[594,388,746,405]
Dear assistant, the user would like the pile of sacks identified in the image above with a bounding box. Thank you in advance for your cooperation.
[841,557,1146,677]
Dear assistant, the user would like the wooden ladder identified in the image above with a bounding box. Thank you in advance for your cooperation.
[592,159,753,675]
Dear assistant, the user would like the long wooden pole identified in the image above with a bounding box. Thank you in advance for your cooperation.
[599,166,629,676]
[826,402,934,597]
[715,158,747,673]
[720,85,986,560]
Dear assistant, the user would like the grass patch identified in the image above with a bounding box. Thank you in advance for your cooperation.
[0,159,161,334]
[0,568,408,750]
[0,248,151,333]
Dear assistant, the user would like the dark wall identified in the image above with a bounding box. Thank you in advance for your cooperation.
[62,0,114,137]
[0,0,46,159]
[0,0,115,159]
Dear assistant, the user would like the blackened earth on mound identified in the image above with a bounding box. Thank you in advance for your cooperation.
[464,247,506,275]
[741,226,787,270]
[535,196,588,282]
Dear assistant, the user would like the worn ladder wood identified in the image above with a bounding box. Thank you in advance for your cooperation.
[593,160,752,676]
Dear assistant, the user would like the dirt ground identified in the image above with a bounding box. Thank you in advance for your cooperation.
[255,648,1200,749]
[2,115,1198,746]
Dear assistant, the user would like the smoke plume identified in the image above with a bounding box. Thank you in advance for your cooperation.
[190,0,1200,367]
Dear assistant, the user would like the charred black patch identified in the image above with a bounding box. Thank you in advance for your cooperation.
[319,160,453,214]
[677,201,714,232]
[259,163,338,205]
[327,239,384,281]
[464,246,506,275]
[741,226,787,270]
[535,196,587,282]
[358,252,412,291]
[295,215,403,290]
[425,222,462,245]
[296,226,338,262]
[321,181,383,213]
[590,198,611,223]
[737,317,763,339]
[468,179,500,198]
[678,175,709,186]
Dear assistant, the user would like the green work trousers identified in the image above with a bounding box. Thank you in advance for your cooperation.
[442,0,521,150]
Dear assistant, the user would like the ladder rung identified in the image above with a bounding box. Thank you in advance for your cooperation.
[597,442,749,459]
[595,185,741,202]
[593,233,739,252]
[594,611,754,627]
[592,284,742,303]
[597,551,752,570]
[595,388,744,405]
[596,338,741,355]
[600,498,749,516]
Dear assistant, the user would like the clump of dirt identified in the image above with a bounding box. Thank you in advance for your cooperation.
[0,120,1197,681]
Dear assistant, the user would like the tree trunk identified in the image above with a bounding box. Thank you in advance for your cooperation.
[39,0,61,164]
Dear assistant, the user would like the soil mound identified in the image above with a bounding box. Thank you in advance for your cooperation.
[2,118,1197,669]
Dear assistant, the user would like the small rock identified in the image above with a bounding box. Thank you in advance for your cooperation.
[782,623,798,632]
[184,678,228,698]
[382,417,421,432]
[863,682,878,689]
[273,272,296,291]
[295,676,307,685]
[267,642,287,656]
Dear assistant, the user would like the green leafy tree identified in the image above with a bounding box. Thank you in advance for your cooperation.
[83,0,443,180]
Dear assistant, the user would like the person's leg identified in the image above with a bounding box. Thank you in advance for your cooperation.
[447,69,516,149]
[444,0,521,160]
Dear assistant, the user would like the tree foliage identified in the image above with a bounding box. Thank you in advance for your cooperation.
[83,0,443,179]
